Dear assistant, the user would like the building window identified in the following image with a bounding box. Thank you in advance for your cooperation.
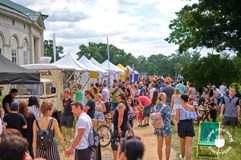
[12,49,17,63]
[23,51,28,64]
[12,20,15,25]
[24,24,26,29]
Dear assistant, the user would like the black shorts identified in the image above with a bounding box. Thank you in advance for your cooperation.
[75,147,91,160]
[60,116,74,128]
[111,130,127,151]
[178,120,195,138]
[222,116,238,127]
[104,102,110,115]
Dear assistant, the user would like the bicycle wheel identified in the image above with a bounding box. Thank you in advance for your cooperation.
[125,128,135,138]
[97,124,112,147]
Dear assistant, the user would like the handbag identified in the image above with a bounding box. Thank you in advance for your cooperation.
[150,105,166,129]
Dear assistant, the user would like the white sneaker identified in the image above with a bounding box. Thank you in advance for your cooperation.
[179,155,185,160]
[70,139,73,143]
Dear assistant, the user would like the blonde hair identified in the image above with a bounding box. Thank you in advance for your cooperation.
[40,100,53,115]
[157,92,166,104]
[64,89,70,94]
[96,93,102,98]
[174,88,180,95]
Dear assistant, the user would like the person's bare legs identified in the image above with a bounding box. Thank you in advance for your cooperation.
[61,126,66,140]
[221,125,226,138]
[113,150,118,160]
[157,136,164,160]
[185,137,193,160]
[69,127,74,141]
[146,116,150,125]
[179,137,185,159]
[92,120,98,129]
[231,126,235,139]
[164,135,172,160]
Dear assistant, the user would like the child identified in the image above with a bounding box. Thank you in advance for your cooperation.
[136,105,143,127]
[205,97,217,122]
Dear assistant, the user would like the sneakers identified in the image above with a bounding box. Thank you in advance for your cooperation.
[179,155,185,160]
[70,139,74,143]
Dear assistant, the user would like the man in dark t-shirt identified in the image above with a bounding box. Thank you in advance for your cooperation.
[2,88,18,114]
[3,101,27,135]
[163,82,174,106]
[84,90,95,119]
[60,89,74,142]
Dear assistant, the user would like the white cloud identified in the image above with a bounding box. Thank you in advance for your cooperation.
[12,0,198,58]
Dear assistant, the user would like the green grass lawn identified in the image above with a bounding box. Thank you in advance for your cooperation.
[171,116,241,160]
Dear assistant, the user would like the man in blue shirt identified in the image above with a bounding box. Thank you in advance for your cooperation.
[139,81,146,96]
[175,81,187,95]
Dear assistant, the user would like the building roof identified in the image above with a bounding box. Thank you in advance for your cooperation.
[0,0,48,21]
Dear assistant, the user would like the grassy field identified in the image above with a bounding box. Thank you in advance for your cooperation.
[171,116,241,160]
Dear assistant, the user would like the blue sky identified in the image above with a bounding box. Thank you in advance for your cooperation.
[13,0,199,58]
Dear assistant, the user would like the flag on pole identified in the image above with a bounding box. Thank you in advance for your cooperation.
[53,33,57,62]
[132,64,135,83]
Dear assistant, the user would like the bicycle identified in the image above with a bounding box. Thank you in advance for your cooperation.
[97,117,135,147]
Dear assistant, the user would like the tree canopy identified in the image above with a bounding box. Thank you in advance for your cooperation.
[165,0,241,55]
[44,40,64,62]
[181,54,241,88]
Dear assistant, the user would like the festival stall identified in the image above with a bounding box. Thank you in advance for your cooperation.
[126,65,139,83]
[78,56,108,84]
[102,60,124,86]
[117,64,130,81]
[53,53,95,90]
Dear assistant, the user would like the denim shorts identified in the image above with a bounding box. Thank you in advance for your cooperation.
[94,113,105,121]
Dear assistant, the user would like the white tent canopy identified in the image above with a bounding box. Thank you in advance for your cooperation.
[90,57,109,70]
[78,56,107,73]
[53,53,94,71]
[21,63,75,70]
[102,60,124,75]
[126,65,139,74]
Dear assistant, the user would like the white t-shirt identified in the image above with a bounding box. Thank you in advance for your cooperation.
[149,88,156,100]
[102,87,110,103]
[213,88,223,98]
[219,85,227,96]
[28,105,41,119]
[75,112,92,150]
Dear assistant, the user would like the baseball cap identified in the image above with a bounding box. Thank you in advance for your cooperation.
[10,101,19,109]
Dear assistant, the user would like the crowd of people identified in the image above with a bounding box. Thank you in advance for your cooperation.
[0,75,240,160]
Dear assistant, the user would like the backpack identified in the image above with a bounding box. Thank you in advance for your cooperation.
[36,118,54,149]
[150,105,166,129]
[88,128,99,150]
[83,115,99,150]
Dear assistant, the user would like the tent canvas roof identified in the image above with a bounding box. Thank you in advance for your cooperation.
[90,57,109,70]
[102,60,124,75]
[78,56,107,73]
[53,53,93,71]
[21,63,75,70]
[117,64,127,71]
[0,54,40,84]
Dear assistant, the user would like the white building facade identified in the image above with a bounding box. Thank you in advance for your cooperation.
[0,0,48,65]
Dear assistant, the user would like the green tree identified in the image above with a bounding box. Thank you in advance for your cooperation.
[166,0,241,55]
[76,42,138,67]
[181,54,240,88]
[44,40,64,62]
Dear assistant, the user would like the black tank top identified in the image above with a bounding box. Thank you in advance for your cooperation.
[113,101,129,131]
